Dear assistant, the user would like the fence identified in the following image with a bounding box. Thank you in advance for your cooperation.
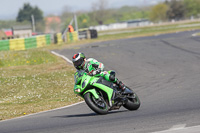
[0,34,51,51]
[0,31,93,51]
[89,19,150,31]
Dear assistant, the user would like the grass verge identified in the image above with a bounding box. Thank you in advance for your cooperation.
[0,49,82,120]
[98,21,200,40]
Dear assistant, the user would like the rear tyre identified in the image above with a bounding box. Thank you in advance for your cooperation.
[84,92,109,115]
[123,89,140,110]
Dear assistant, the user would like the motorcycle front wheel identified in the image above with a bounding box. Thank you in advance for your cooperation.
[123,89,140,111]
[84,92,109,115]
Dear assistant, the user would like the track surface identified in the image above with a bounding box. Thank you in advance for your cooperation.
[1,30,200,133]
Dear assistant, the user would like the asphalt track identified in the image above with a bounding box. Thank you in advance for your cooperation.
[1,30,200,133]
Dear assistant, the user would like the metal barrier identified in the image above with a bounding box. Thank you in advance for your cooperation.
[78,30,98,40]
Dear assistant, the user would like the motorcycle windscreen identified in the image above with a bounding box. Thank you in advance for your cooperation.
[74,70,85,84]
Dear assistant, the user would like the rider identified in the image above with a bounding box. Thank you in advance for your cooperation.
[72,52,126,91]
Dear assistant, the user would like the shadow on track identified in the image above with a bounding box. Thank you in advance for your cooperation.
[52,110,129,118]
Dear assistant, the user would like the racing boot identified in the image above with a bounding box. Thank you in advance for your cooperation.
[116,79,133,95]
[116,79,126,91]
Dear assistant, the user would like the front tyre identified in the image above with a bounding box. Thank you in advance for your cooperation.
[84,92,109,115]
[123,90,140,111]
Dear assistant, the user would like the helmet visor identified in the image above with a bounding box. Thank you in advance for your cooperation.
[73,58,84,68]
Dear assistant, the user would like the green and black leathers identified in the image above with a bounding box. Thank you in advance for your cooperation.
[82,58,117,82]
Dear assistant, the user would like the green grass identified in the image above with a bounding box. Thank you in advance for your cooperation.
[0,49,57,67]
[98,22,200,40]
[0,49,82,120]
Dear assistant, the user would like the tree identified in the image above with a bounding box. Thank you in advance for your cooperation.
[32,7,43,22]
[149,3,168,22]
[60,3,152,28]
[16,3,44,32]
[78,14,90,28]
[60,6,73,31]
[16,3,43,23]
[166,0,185,20]
[91,0,109,25]
[183,0,200,18]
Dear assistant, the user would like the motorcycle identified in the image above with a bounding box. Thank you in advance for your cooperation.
[74,70,140,115]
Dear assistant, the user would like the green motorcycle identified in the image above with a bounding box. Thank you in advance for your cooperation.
[74,70,140,115]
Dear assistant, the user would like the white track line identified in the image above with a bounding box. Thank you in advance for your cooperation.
[192,33,197,37]
[51,51,73,64]
[151,124,200,133]
[169,124,186,130]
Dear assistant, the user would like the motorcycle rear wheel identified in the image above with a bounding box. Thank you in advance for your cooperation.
[84,92,109,115]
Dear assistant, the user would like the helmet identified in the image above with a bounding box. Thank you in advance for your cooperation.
[72,53,86,70]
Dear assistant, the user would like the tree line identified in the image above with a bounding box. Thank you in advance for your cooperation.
[150,0,200,22]
[0,0,200,32]
[65,0,200,29]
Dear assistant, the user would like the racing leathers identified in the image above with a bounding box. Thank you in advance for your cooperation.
[75,58,125,90]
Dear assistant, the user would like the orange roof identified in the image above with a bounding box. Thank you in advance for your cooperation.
[46,16,61,24]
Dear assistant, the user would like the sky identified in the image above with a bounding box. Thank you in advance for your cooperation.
[0,0,165,20]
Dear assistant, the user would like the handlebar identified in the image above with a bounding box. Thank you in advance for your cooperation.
[88,70,94,75]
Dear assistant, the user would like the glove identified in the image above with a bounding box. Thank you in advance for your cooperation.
[90,69,101,76]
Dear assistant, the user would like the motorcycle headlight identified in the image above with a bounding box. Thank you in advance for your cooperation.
[75,88,81,93]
